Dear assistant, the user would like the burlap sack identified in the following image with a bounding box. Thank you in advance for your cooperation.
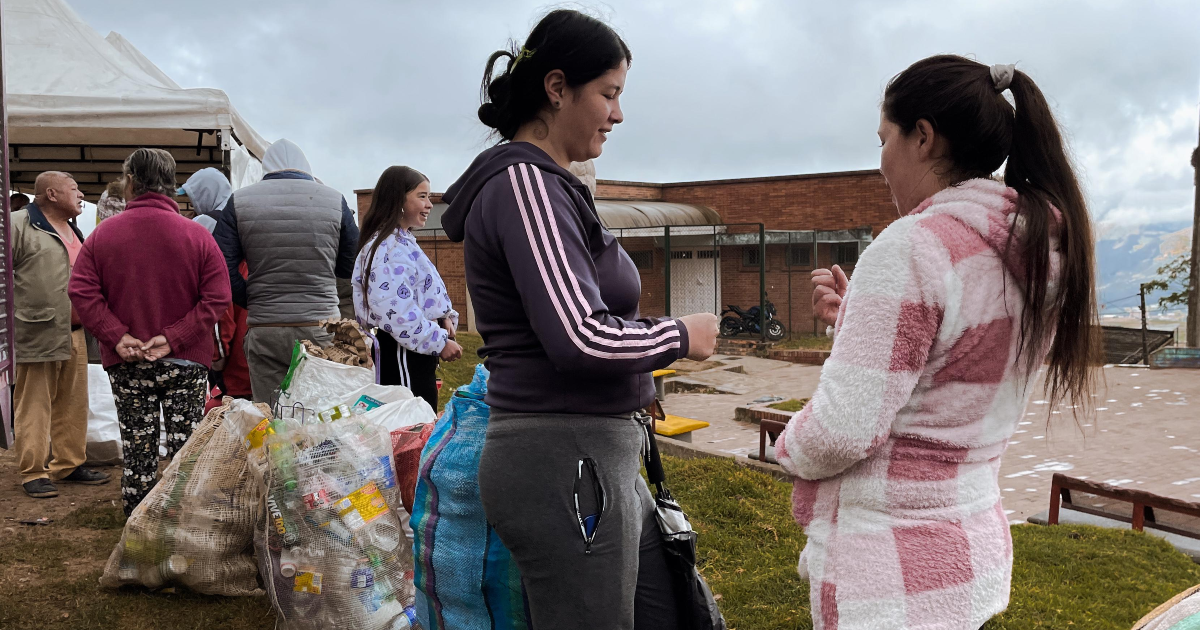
[100,399,273,595]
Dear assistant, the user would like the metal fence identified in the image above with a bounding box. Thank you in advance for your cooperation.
[611,223,873,341]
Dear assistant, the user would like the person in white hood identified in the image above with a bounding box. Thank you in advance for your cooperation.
[212,139,360,402]
[179,168,232,217]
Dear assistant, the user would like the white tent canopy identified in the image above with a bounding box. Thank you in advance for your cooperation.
[2,0,266,199]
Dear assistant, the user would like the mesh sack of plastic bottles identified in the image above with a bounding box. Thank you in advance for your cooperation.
[100,398,274,595]
[258,411,419,630]
[411,364,529,630]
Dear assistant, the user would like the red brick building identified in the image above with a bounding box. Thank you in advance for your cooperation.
[355,168,898,336]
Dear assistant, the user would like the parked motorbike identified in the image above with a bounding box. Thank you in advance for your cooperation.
[720,301,786,341]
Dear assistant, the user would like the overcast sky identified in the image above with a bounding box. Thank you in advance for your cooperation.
[73,0,1199,234]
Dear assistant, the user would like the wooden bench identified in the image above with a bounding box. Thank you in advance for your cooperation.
[651,369,676,401]
[655,414,709,443]
[1049,473,1200,539]
[758,418,787,465]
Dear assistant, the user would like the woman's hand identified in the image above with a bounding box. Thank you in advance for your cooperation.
[140,335,172,362]
[440,339,463,362]
[678,313,719,361]
[439,318,456,340]
[117,334,144,362]
[811,265,849,328]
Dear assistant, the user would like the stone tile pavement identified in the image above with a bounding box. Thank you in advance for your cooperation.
[662,358,1199,523]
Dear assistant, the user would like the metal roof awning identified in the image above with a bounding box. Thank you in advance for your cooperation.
[595,201,721,229]
[410,200,722,235]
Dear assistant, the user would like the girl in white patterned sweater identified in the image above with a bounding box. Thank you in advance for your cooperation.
[354,166,462,410]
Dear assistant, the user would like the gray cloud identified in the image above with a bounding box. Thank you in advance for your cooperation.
[74,0,1199,229]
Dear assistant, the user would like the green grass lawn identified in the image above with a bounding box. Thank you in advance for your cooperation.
[665,456,1200,629]
[768,398,809,412]
[435,332,484,411]
[3,454,1197,629]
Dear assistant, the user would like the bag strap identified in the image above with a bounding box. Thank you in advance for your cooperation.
[637,412,672,500]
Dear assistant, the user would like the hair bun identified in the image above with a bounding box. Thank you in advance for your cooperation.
[477,101,502,130]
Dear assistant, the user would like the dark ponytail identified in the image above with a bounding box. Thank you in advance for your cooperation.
[883,55,1099,415]
[1003,69,1099,415]
[478,9,631,140]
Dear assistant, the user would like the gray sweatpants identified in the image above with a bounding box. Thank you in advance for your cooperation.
[478,410,679,630]
[243,326,332,404]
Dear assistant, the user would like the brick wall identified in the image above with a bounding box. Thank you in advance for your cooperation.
[416,235,467,322]
[596,180,663,201]
[665,171,894,235]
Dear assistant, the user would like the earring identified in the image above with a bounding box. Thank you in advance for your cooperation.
[554,100,562,109]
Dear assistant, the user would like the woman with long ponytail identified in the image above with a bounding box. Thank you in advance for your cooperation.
[778,55,1099,629]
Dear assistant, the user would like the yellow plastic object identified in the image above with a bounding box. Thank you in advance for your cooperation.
[655,414,709,437]
[651,369,677,378]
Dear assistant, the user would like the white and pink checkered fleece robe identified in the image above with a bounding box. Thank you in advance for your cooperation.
[776,178,1062,629]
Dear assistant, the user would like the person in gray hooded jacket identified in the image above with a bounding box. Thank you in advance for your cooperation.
[214,139,360,403]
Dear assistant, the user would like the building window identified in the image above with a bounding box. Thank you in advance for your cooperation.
[697,249,719,260]
[670,250,694,260]
[788,244,812,268]
[742,246,761,267]
[628,250,654,270]
[834,243,860,265]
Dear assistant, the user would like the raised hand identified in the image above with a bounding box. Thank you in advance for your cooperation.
[140,335,172,362]
[811,265,849,328]
[679,312,719,361]
[117,334,146,362]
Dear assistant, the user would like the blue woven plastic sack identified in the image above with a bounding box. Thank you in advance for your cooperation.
[411,365,528,630]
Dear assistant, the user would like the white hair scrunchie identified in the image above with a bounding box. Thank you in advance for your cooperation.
[990,63,1016,92]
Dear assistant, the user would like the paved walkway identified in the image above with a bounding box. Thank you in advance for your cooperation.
[662,358,1199,523]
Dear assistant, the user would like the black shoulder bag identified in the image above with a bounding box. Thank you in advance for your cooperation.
[639,414,728,630]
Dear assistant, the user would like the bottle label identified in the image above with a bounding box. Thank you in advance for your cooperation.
[336,482,390,530]
[350,568,374,589]
[294,570,323,594]
[318,404,351,423]
[352,395,384,414]
[246,418,272,450]
[303,488,330,510]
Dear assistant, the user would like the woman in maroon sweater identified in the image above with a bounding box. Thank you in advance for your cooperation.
[69,148,231,516]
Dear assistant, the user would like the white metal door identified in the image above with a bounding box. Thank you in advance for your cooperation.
[670,250,721,316]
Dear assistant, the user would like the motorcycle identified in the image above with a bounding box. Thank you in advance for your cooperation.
[720,301,786,341]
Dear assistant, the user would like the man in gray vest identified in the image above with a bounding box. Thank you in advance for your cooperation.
[214,139,359,403]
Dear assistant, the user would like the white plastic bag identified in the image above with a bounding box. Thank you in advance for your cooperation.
[85,364,122,465]
[276,345,375,414]
[360,397,436,434]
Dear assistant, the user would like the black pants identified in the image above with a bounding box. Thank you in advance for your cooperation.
[377,333,439,410]
[107,362,207,516]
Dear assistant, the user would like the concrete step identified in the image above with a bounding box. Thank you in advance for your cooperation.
[715,337,769,357]
[767,349,830,366]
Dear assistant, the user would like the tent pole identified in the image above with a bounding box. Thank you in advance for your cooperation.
[0,6,16,449]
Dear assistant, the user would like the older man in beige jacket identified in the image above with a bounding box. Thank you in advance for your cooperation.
[11,172,110,498]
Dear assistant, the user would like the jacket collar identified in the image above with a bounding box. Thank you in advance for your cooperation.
[263,170,315,182]
[125,192,182,213]
[26,201,84,243]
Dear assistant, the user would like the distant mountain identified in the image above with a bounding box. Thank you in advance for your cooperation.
[1095,221,1191,326]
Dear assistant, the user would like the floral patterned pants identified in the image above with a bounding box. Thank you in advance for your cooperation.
[107,362,208,516]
